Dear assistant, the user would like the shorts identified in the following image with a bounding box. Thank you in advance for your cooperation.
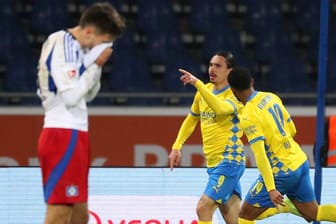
[204,162,245,204]
[38,128,90,204]
[244,160,316,207]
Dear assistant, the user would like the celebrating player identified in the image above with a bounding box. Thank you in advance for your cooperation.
[169,51,246,224]
[170,52,300,224]
[227,67,336,224]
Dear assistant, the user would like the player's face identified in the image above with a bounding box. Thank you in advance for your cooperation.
[208,55,231,85]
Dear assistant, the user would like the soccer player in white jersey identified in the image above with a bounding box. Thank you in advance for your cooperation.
[37,2,125,223]
[227,67,336,224]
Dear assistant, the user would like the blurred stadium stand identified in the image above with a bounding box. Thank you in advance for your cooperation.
[1,0,336,106]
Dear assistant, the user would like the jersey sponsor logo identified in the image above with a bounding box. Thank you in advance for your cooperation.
[200,111,217,124]
[245,125,256,135]
[68,69,77,78]
[66,185,79,197]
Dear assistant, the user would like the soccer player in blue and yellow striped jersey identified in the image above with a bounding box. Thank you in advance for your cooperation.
[169,52,245,224]
[227,67,336,224]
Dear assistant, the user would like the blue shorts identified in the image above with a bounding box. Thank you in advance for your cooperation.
[244,160,316,207]
[204,162,245,204]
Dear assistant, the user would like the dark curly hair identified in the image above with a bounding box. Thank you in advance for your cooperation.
[227,67,252,90]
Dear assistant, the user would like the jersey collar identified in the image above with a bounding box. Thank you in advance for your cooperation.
[212,84,230,95]
[247,90,258,102]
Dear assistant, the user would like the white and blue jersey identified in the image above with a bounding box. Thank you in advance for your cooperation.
[37,30,102,131]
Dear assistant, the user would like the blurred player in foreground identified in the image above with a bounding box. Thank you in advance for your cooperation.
[37,2,125,223]
[227,67,336,224]
[169,51,246,224]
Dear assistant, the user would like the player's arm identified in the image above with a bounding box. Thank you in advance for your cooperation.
[179,68,236,115]
[56,63,101,106]
[250,139,275,192]
[56,45,112,106]
[243,114,275,192]
[85,67,102,102]
[244,110,285,206]
[194,80,237,115]
[85,43,113,102]
[251,139,285,207]
[172,113,199,150]
[169,112,199,169]
[172,92,200,151]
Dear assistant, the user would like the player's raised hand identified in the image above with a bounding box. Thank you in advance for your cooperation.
[168,149,181,171]
[179,68,199,86]
[95,47,113,66]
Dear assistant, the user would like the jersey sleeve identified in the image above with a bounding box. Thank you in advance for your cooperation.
[59,64,101,106]
[190,91,200,115]
[172,94,200,150]
[49,34,101,106]
[241,112,265,144]
[50,35,81,93]
[83,42,113,67]
[194,80,237,115]
[242,114,276,192]
[172,113,199,150]
[250,140,276,192]
[85,67,102,102]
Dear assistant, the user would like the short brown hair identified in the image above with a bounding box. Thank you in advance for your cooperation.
[79,2,125,37]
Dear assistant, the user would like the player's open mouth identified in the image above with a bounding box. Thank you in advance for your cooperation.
[209,75,216,80]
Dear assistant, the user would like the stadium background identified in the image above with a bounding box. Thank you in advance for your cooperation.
[0,0,335,167]
[0,0,336,105]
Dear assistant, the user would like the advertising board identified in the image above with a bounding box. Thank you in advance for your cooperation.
[1,167,335,224]
[0,107,333,167]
